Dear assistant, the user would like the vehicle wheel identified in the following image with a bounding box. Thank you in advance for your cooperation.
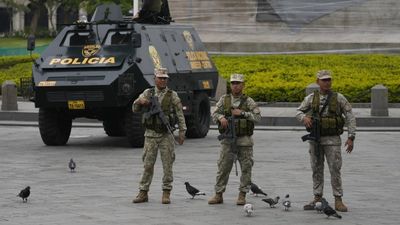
[125,109,145,147]
[103,117,126,137]
[38,108,72,146]
[185,92,210,138]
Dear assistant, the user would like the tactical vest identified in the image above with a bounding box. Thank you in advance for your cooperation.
[143,88,176,133]
[218,94,254,136]
[312,91,345,136]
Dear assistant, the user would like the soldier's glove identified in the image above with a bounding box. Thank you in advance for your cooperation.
[178,130,185,145]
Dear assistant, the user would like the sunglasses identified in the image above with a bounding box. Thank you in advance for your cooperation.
[320,78,331,82]
[230,81,242,85]
[157,77,168,80]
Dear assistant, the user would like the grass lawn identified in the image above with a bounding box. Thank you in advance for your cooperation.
[0,37,53,48]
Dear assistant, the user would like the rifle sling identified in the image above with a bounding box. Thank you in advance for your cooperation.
[319,91,333,117]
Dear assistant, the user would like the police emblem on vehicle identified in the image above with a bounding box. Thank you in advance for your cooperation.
[82,44,101,57]
[149,45,162,69]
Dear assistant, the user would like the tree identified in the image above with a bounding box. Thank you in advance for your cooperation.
[44,0,62,35]
[0,0,28,34]
[85,0,133,15]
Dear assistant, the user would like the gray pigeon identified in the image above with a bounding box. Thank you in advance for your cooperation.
[17,186,30,202]
[262,196,280,208]
[250,182,267,196]
[69,158,76,172]
[243,203,254,216]
[315,197,328,213]
[322,199,342,219]
[184,182,205,199]
[282,194,291,211]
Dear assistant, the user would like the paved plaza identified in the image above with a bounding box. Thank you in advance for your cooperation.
[0,125,399,225]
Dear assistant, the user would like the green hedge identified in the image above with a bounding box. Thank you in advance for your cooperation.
[1,54,400,102]
[0,62,33,89]
[211,54,400,103]
[0,55,37,69]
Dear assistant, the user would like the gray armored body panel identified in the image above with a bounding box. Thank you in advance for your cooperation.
[29,3,219,147]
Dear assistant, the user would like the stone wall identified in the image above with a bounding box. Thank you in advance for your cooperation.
[169,0,400,43]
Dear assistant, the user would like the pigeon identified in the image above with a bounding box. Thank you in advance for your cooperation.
[250,182,268,196]
[184,182,205,199]
[262,196,280,208]
[315,201,323,213]
[69,158,76,172]
[243,203,254,216]
[282,194,291,211]
[17,186,30,202]
[322,200,342,219]
[315,197,328,213]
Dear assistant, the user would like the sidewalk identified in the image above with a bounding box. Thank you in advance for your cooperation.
[1,100,400,128]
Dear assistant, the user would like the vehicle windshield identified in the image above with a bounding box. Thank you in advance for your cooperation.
[61,31,99,47]
[103,31,131,45]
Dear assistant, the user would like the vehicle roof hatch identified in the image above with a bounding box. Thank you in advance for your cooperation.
[91,3,123,22]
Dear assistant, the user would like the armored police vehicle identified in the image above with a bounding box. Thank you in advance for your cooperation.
[27,3,219,147]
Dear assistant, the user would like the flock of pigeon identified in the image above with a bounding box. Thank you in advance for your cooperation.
[184,181,342,219]
[17,161,341,219]
[17,158,76,203]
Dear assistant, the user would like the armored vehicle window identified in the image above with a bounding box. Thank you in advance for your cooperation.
[62,31,92,46]
[104,31,131,45]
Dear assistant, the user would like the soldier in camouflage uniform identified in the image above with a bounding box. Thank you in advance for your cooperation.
[133,0,162,23]
[296,70,356,212]
[132,68,186,204]
[208,74,261,205]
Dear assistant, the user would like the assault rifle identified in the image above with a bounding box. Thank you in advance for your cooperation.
[301,115,321,143]
[217,116,239,176]
[301,114,321,157]
[301,91,332,157]
[143,95,177,143]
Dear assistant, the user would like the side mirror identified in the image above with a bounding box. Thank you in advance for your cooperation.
[132,33,141,48]
[27,34,36,51]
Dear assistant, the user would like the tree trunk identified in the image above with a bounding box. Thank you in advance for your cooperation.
[63,9,69,24]
[9,8,13,34]
[30,7,40,34]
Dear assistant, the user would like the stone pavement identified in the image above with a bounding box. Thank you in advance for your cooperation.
[0,127,399,225]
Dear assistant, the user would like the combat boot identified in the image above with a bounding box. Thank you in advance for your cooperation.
[208,193,223,204]
[335,196,348,212]
[132,190,148,203]
[236,191,246,205]
[162,190,171,204]
[303,195,322,210]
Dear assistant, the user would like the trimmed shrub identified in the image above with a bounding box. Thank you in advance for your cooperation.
[1,54,400,102]
[211,54,400,103]
[0,55,37,69]
[0,62,33,86]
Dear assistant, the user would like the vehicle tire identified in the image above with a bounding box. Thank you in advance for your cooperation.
[125,109,145,147]
[103,117,126,137]
[185,92,210,138]
[38,108,72,146]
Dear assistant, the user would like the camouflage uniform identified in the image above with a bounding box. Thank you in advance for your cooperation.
[212,94,261,193]
[296,91,356,197]
[142,0,162,13]
[133,87,186,191]
[134,0,162,23]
